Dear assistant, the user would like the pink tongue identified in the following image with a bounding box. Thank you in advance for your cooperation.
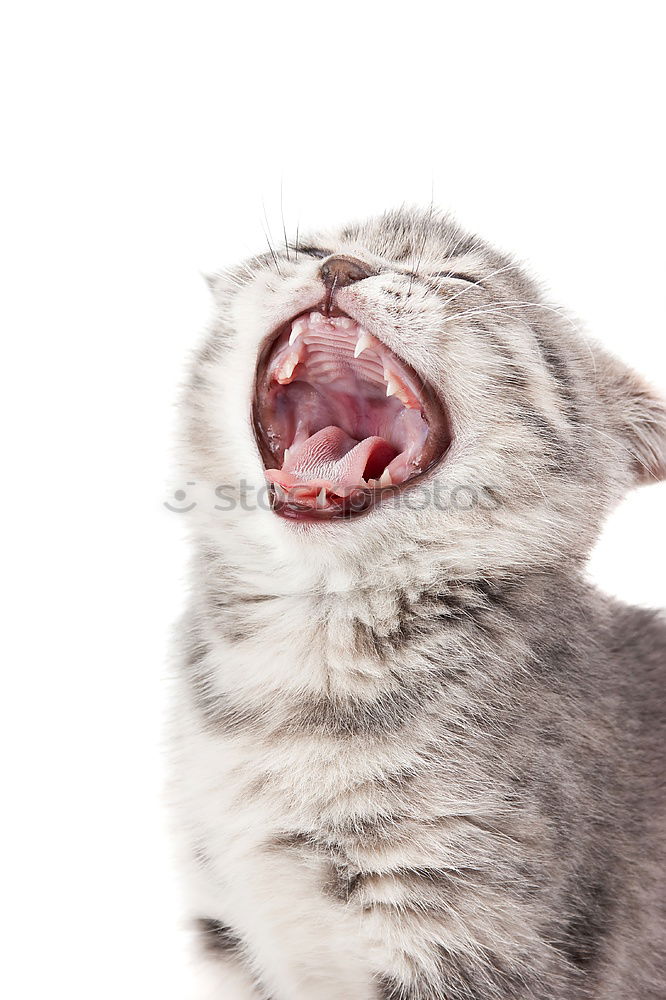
[267,426,397,495]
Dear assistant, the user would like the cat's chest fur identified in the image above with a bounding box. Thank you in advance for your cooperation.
[175,574,516,891]
[181,580,453,818]
[174,586,458,995]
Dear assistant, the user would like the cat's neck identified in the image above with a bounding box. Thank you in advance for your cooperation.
[190,547,588,714]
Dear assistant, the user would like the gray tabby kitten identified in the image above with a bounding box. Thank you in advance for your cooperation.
[170,209,666,1000]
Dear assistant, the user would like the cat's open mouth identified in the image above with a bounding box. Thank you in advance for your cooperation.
[252,308,451,520]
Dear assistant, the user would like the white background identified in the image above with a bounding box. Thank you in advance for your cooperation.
[1,2,664,997]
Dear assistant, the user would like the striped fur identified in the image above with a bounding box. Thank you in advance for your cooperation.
[169,209,666,999]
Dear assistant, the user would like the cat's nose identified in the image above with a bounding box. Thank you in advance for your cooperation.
[319,255,374,289]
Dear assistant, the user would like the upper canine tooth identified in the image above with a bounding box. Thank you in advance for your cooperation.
[289,320,305,345]
[354,329,374,358]
[386,376,401,397]
[316,486,327,508]
[283,448,291,464]
[379,468,393,487]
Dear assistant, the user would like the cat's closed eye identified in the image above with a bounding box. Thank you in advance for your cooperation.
[294,245,332,259]
[430,271,480,284]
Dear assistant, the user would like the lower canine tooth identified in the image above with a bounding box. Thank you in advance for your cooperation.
[278,353,299,382]
[283,448,291,464]
[379,468,393,487]
[316,487,327,508]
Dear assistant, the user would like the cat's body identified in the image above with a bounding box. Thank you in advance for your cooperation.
[170,210,666,999]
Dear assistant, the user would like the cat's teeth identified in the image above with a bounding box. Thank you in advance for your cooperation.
[383,365,415,406]
[354,329,374,359]
[310,311,326,325]
[289,319,306,346]
[273,482,287,502]
[316,487,327,508]
[379,468,393,487]
[338,317,355,329]
[277,352,300,383]
[283,448,291,464]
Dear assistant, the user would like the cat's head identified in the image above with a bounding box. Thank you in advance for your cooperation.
[183,208,665,588]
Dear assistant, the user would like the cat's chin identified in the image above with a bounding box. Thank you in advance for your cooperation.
[252,303,451,522]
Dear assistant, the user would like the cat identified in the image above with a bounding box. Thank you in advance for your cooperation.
[169,208,666,999]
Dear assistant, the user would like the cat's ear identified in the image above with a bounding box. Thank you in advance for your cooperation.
[201,271,233,307]
[202,271,220,295]
[596,349,666,486]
